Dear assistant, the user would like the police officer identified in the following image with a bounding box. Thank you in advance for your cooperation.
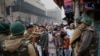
[77,15,98,56]
[0,22,10,55]
[71,15,99,56]
[70,16,83,56]
[24,24,34,39]
[3,21,36,56]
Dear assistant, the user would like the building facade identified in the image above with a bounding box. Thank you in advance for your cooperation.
[0,0,52,25]
[47,7,62,24]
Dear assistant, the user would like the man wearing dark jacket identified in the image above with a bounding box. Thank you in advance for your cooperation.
[37,26,48,56]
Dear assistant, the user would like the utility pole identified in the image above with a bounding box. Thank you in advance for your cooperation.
[4,0,7,19]
[0,0,2,16]
[19,0,22,21]
[10,4,13,22]
[74,0,80,27]
[0,0,6,21]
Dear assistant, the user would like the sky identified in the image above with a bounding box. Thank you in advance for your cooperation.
[40,0,65,18]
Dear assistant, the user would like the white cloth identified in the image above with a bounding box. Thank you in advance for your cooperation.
[49,53,57,56]
[65,29,74,38]
[48,33,56,54]
[48,33,53,42]
[37,45,42,56]
[64,27,67,31]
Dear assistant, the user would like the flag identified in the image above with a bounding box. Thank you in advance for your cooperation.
[53,0,63,9]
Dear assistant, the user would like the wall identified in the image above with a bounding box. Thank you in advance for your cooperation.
[47,7,62,24]
[7,11,52,25]
[24,0,46,11]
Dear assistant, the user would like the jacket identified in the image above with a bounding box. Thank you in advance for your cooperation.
[37,31,48,50]
[77,27,99,56]
[70,26,84,53]
[0,34,9,56]
[3,35,36,56]
[53,36,63,48]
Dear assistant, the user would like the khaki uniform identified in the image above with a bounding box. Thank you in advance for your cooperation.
[0,34,9,55]
[3,35,37,56]
[0,34,8,42]
[77,27,99,56]
[24,30,40,56]
[24,30,32,39]
[70,26,84,55]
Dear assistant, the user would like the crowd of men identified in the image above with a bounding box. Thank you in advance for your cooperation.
[0,14,99,56]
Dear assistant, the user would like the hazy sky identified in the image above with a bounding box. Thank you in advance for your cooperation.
[40,0,65,18]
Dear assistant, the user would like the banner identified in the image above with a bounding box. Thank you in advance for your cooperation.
[63,0,73,14]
